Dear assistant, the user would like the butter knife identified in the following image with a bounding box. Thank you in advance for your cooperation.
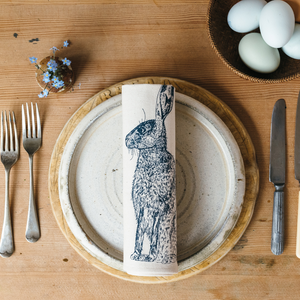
[270,99,286,255]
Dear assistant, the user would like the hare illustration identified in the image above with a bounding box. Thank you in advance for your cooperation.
[125,85,176,264]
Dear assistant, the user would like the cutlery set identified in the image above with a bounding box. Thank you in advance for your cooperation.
[0,103,41,258]
[2,96,300,258]
[270,92,300,256]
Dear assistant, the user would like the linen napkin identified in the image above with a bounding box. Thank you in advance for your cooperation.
[122,84,178,276]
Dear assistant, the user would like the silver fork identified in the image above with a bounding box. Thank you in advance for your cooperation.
[22,103,41,243]
[0,111,19,257]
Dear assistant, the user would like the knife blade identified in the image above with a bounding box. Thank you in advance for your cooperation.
[295,92,300,258]
[269,98,286,255]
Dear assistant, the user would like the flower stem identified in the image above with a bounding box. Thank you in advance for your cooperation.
[35,64,46,74]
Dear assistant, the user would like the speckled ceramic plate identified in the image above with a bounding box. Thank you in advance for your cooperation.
[58,91,245,273]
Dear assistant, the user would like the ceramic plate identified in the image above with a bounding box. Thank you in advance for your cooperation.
[58,92,245,272]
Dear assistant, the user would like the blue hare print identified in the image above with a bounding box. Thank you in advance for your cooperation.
[125,85,177,264]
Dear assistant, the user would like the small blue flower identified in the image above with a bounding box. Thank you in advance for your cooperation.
[38,89,49,98]
[43,76,50,83]
[38,92,44,98]
[52,76,59,83]
[48,59,57,67]
[47,60,58,72]
[53,82,60,89]
[63,40,69,47]
[62,57,71,66]
[50,46,59,53]
[47,65,56,72]
[58,80,65,88]
[29,57,38,64]
[44,71,51,79]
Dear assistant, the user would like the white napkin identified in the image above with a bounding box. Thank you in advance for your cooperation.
[122,84,178,276]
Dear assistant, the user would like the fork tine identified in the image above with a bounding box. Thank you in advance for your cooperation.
[31,103,36,138]
[4,111,8,151]
[22,104,26,140]
[1,111,3,152]
[36,103,41,139]
[8,111,13,151]
[12,112,18,153]
[26,103,31,138]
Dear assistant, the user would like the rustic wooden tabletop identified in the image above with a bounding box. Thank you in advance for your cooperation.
[0,1,300,299]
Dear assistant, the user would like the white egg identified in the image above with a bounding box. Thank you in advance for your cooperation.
[259,0,295,48]
[282,24,300,59]
[227,0,267,33]
[238,32,280,73]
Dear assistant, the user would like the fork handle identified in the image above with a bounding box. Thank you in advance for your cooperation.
[25,155,40,243]
[0,169,14,257]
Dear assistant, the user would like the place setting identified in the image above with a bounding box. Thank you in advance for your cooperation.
[46,0,300,284]
[48,77,259,283]
[3,1,300,295]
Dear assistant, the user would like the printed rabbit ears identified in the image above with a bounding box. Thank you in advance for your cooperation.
[155,85,175,121]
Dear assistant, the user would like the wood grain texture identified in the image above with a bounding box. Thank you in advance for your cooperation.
[0,0,299,298]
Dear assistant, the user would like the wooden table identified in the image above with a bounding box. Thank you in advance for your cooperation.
[0,1,299,299]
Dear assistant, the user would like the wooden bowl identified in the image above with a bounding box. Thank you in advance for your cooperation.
[35,56,75,93]
[207,0,300,83]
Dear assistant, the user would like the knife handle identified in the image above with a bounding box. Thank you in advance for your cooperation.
[271,185,284,255]
[296,192,300,258]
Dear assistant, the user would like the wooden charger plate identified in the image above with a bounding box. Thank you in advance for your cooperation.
[48,77,259,283]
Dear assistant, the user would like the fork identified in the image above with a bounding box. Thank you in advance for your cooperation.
[0,111,19,257]
[22,103,41,243]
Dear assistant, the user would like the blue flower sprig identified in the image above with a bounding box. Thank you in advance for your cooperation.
[29,40,72,98]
